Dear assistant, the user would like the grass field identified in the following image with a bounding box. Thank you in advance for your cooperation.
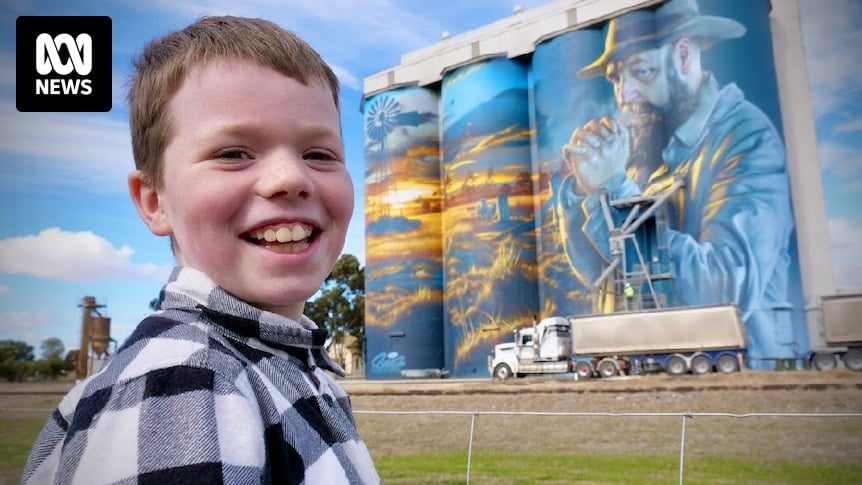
[372,453,861,484]
[3,371,862,484]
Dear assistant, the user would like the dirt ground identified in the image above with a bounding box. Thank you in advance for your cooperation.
[341,370,862,464]
[4,370,862,466]
[339,367,862,396]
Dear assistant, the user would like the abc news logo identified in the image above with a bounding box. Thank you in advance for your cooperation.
[17,16,112,112]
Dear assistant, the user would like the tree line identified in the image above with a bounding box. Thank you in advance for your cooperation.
[1,254,367,382]
[304,254,366,370]
[0,337,71,382]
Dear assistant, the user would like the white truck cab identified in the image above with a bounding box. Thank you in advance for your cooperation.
[488,316,572,379]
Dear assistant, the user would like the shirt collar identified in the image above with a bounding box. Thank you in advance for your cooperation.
[157,266,344,375]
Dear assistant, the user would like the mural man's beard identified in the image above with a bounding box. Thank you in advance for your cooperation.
[620,58,699,188]
[621,102,666,187]
[663,51,700,135]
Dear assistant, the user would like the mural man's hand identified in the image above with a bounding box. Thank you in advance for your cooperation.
[562,116,629,194]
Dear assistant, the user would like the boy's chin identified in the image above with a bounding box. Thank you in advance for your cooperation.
[244,289,316,312]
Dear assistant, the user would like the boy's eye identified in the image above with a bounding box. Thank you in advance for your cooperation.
[215,149,252,160]
[304,150,339,161]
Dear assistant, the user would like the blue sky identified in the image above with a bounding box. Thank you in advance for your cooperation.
[0,0,550,355]
[798,0,862,292]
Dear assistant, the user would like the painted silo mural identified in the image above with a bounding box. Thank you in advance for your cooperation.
[798,0,862,292]
[532,26,612,320]
[440,57,539,377]
[363,0,811,378]
[535,0,806,368]
[363,87,444,379]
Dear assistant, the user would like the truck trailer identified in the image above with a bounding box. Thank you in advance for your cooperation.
[488,304,748,380]
[808,294,862,371]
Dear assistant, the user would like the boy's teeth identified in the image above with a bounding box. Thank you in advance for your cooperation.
[253,224,311,243]
[276,227,291,242]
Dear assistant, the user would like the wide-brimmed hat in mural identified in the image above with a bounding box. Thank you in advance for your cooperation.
[578,0,746,79]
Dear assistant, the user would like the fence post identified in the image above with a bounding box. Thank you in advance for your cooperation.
[679,411,692,485]
[467,409,479,485]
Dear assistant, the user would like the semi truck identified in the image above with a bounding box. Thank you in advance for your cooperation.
[486,180,861,381]
[488,304,748,380]
[807,293,862,371]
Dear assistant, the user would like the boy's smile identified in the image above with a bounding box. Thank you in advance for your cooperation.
[130,58,352,321]
[243,222,314,252]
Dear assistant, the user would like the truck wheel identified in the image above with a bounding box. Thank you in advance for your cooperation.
[716,354,739,374]
[597,359,618,378]
[574,361,593,380]
[493,363,513,380]
[842,350,862,372]
[665,356,687,376]
[691,355,713,375]
[812,353,837,371]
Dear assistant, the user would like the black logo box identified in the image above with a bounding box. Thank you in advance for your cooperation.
[16,16,112,112]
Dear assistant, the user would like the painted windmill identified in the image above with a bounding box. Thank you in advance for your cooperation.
[366,95,402,218]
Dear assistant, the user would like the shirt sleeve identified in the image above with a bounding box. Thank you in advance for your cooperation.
[556,172,643,288]
[667,107,794,317]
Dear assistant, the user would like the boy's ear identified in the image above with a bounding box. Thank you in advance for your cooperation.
[128,170,172,236]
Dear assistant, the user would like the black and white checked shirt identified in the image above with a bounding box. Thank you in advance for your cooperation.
[21,267,380,484]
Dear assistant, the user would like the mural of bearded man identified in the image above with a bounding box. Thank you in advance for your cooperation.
[555,0,800,365]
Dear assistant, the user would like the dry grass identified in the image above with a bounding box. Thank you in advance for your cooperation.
[3,369,861,482]
[344,370,862,464]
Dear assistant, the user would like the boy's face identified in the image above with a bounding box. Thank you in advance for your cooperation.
[130,58,352,320]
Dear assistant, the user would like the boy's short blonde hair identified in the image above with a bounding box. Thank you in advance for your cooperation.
[128,16,340,187]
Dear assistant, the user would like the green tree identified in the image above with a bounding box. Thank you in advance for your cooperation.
[36,337,67,380]
[40,337,65,360]
[0,339,34,362]
[64,349,79,372]
[36,357,65,380]
[0,340,34,382]
[305,254,365,366]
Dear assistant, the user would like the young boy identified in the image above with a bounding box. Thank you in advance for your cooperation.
[21,16,380,485]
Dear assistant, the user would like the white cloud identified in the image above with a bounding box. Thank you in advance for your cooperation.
[0,284,9,295]
[0,310,53,329]
[123,0,529,93]
[799,0,862,117]
[833,118,862,135]
[828,218,862,291]
[151,0,438,50]
[0,100,133,191]
[0,228,172,281]
[330,64,361,92]
[816,142,862,178]
[841,178,862,194]
[0,311,75,353]
[0,50,13,91]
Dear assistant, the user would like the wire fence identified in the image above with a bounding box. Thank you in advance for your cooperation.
[353,409,862,485]
[5,403,861,483]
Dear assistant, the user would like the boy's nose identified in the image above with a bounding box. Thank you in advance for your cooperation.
[256,154,313,199]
